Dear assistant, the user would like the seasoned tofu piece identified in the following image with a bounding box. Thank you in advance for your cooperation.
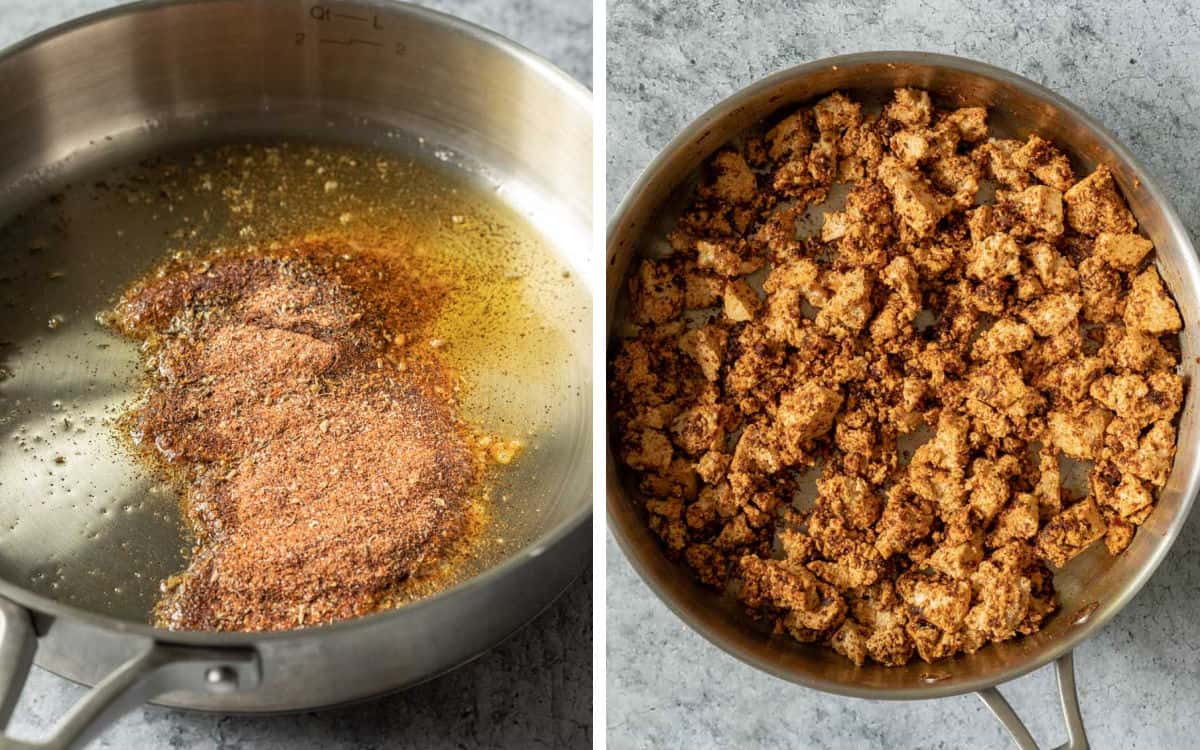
[1013,134,1074,191]
[813,91,863,133]
[817,470,883,529]
[966,234,1020,280]
[765,109,815,162]
[1007,185,1065,239]
[1027,241,1080,292]
[964,558,1031,641]
[1020,292,1082,337]
[967,455,1021,524]
[670,403,726,456]
[777,381,844,441]
[897,572,971,632]
[1078,256,1122,323]
[722,278,761,322]
[624,428,673,473]
[1104,518,1136,555]
[883,88,933,128]
[695,238,763,277]
[978,139,1032,190]
[878,156,954,238]
[1098,324,1176,373]
[829,620,870,666]
[683,270,724,309]
[1089,371,1183,426]
[1046,405,1112,460]
[1123,267,1182,334]
[1109,419,1176,487]
[678,324,728,381]
[1037,498,1107,568]
[988,492,1040,547]
[1094,232,1153,272]
[1063,165,1136,236]
[630,259,683,324]
[972,319,1034,361]
[909,412,970,509]
[700,150,758,205]
[875,485,934,559]
[943,107,988,142]
[815,268,874,337]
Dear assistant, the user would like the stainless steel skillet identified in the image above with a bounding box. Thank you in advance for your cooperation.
[0,1,592,748]
[606,51,1200,750]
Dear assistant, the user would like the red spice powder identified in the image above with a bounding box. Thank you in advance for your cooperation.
[111,236,481,631]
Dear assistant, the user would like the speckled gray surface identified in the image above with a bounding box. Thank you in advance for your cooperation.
[607,1,1200,748]
[0,1,592,749]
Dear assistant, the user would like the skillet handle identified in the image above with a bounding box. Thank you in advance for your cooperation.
[0,595,261,750]
[976,651,1088,750]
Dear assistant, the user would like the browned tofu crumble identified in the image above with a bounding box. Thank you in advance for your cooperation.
[611,88,1185,667]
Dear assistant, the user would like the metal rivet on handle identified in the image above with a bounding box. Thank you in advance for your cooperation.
[205,666,238,687]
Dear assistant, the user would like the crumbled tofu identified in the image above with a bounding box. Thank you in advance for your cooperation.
[1037,498,1107,568]
[678,324,728,381]
[701,151,758,205]
[695,238,762,277]
[1020,292,1082,337]
[966,234,1021,280]
[988,492,1040,547]
[684,270,724,309]
[883,88,933,128]
[612,89,1181,669]
[813,91,863,133]
[630,259,683,324]
[624,428,673,473]
[1063,165,1136,236]
[722,278,761,322]
[1007,185,1064,239]
[972,319,1033,360]
[1046,406,1112,460]
[1094,232,1153,272]
[815,268,874,336]
[944,107,988,142]
[875,485,934,559]
[878,156,954,237]
[1123,267,1182,334]
[670,403,726,456]
[777,381,844,441]
[1013,134,1074,191]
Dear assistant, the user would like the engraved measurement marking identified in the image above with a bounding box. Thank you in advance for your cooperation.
[310,4,384,29]
[319,37,382,48]
[295,31,404,55]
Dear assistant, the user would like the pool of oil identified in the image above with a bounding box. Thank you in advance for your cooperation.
[0,138,590,623]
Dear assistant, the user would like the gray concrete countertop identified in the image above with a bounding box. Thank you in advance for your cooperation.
[607,1,1200,748]
[0,1,592,748]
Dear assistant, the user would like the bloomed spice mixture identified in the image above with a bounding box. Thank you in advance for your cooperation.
[110,236,508,631]
[611,89,1185,666]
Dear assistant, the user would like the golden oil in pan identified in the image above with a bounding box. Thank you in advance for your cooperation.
[0,138,589,623]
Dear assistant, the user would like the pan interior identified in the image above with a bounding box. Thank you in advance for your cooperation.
[608,62,1199,696]
[0,116,591,624]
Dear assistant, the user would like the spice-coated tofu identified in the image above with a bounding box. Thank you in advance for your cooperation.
[678,324,728,381]
[878,156,954,237]
[1123,267,1182,334]
[629,259,683,324]
[966,234,1020,280]
[1046,406,1112,460]
[1063,165,1136,236]
[722,278,761,322]
[777,381,844,442]
[1094,232,1153,272]
[1037,498,1107,568]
